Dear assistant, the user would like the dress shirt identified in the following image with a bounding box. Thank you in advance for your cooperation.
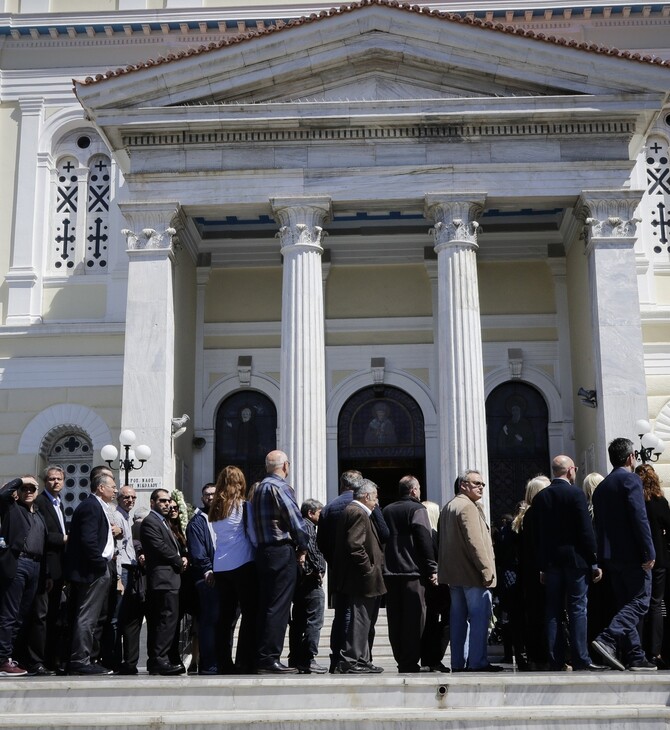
[116,506,137,566]
[45,490,66,534]
[252,474,309,550]
[94,494,115,560]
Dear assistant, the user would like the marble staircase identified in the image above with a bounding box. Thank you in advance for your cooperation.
[1,609,669,729]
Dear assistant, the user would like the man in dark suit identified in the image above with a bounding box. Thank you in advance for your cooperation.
[0,476,48,676]
[591,437,657,671]
[532,455,603,671]
[20,465,68,674]
[65,472,117,675]
[140,488,187,676]
[334,479,386,674]
[318,469,389,673]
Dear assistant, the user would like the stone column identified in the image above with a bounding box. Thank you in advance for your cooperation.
[6,98,44,325]
[425,194,489,515]
[119,202,180,494]
[547,251,574,455]
[193,253,212,492]
[576,190,647,472]
[271,196,331,506]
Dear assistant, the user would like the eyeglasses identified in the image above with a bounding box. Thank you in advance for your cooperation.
[467,481,486,488]
[155,498,170,504]
[19,486,37,493]
[120,495,136,500]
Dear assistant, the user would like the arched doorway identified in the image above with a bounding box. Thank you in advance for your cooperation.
[486,381,550,527]
[338,386,425,508]
[214,391,277,488]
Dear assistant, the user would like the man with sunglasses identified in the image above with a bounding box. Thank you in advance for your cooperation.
[438,470,501,672]
[0,476,48,676]
[140,488,187,675]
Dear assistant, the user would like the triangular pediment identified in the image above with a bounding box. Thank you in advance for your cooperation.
[75,1,670,114]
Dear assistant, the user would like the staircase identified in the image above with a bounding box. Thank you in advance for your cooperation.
[1,609,669,729]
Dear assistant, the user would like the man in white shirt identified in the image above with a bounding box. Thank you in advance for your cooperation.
[65,472,117,675]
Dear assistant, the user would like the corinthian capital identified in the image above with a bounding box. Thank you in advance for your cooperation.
[271,197,332,253]
[119,203,180,252]
[424,194,486,251]
[575,190,643,247]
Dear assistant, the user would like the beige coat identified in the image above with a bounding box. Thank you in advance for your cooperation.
[438,494,496,589]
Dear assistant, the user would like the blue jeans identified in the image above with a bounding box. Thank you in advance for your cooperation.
[449,586,492,670]
[544,565,590,668]
[599,564,651,666]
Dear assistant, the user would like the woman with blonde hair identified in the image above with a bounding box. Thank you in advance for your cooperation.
[209,465,258,674]
[636,463,670,667]
[513,475,550,669]
[582,472,604,518]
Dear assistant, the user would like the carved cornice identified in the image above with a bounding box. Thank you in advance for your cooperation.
[122,121,635,149]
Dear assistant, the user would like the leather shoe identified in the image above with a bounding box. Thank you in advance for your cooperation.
[148,661,184,676]
[468,664,504,672]
[591,639,625,671]
[67,662,107,675]
[27,664,56,676]
[115,664,138,676]
[573,663,609,672]
[257,661,298,674]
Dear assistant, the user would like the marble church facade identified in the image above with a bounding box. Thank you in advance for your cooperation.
[1,0,670,519]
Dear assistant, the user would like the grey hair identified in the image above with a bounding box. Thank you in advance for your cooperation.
[340,470,363,492]
[457,470,481,489]
[301,499,323,518]
[353,478,377,499]
[43,464,64,480]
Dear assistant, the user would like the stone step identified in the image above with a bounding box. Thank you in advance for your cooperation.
[1,673,669,729]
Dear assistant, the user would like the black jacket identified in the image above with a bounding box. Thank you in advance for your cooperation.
[382,496,437,578]
[34,491,67,582]
[0,478,48,583]
[533,478,597,572]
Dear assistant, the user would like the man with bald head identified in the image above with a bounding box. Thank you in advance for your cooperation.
[251,450,310,673]
[532,455,603,671]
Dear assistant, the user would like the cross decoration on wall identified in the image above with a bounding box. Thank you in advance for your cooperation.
[646,137,670,254]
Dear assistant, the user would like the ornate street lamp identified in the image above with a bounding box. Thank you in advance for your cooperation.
[635,420,666,464]
[101,429,152,485]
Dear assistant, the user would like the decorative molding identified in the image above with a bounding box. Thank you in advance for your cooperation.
[575,190,644,251]
[18,403,113,456]
[0,356,122,388]
[508,348,523,379]
[122,122,636,149]
[237,355,252,387]
[425,194,486,249]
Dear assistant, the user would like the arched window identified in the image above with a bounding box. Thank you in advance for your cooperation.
[338,386,426,506]
[215,391,277,488]
[42,427,93,523]
[486,381,549,525]
[48,131,112,275]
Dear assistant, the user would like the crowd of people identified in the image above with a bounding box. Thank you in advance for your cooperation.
[0,436,667,677]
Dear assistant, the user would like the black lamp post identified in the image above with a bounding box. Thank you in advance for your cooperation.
[101,429,151,485]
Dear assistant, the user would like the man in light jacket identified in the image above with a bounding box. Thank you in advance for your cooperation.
[438,469,502,672]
